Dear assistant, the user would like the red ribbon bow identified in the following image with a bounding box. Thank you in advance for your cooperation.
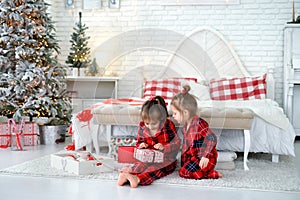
[8,119,25,151]
[150,96,157,101]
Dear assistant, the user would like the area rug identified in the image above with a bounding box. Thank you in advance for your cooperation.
[1,153,300,192]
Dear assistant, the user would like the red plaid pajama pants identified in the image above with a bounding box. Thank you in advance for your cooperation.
[131,160,177,185]
[179,156,220,179]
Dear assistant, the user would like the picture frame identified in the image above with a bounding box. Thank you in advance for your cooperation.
[108,0,120,9]
[65,0,75,8]
[83,0,102,10]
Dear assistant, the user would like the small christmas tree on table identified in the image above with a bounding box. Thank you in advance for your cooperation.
[87,58,99,76]
[66,12,91,76]
[0,0,72,125]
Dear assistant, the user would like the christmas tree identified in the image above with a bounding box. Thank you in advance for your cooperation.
[66,12,91,75]
[0,0,72,124]
[87,58,99,76]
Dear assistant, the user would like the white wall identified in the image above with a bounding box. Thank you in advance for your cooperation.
[49,0,300,105]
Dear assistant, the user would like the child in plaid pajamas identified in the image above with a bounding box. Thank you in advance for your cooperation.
[170,85,223,179]
[118,96,181,188]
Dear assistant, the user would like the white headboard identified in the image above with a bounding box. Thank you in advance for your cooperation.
[165,27,250,82]
[164,27,274,99]
[100,27,274,99]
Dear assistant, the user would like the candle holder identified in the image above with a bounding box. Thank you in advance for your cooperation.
[288,0,299,23]
[292,0,295,22]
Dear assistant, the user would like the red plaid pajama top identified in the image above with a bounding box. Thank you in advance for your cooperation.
[131,119,181,185]
[179,115,220,179]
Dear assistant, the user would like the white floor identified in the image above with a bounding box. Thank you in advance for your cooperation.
[1,141,300,200]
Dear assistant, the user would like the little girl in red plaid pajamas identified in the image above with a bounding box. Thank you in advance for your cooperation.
[170,85,223,179]
[118,96,181,188]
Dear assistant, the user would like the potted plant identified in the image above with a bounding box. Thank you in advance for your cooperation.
[39,117,71,144]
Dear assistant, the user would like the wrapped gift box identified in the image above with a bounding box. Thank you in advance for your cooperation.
[23,133,39,146]
[0,134,10,147]
[134,148,164,163]
[10,133,24,151]
[51,151,115,175]
[0,123,11,146]
[110,136,136,160]
[23,123,40,146]
[117,146,137,163]
[0,122,39,147]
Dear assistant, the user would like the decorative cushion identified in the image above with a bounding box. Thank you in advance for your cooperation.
[143,78,197,100]
[209,74,267,100]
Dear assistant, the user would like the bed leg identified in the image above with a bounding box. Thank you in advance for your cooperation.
[243,129,250,171]
[107,125,112,156]
[272,154,279,163]
[85,143,93,153]
[91,125,100,155]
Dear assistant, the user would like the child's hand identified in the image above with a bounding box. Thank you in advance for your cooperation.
[153,143,164,150]
[199,157,209,169]
[138,142,148,149]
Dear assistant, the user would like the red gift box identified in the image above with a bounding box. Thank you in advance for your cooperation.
[117,146,137,163]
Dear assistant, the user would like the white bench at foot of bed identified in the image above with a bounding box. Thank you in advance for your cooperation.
[90,123,252,171]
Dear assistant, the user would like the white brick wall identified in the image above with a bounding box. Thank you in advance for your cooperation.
[48,0,300,105]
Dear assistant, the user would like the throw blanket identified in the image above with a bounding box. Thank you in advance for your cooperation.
[70,98,145,150]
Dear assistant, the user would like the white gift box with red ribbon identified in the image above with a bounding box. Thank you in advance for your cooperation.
[134,148,164,163]
[51,151,115,175]
[0,123,11,148]
[0,120,40,148]
[22,123,40,146]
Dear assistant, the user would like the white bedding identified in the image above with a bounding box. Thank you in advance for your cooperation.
[215,117,295,156]
[197,99,290,130]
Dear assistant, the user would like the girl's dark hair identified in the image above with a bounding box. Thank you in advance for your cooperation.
[141,96,168,122]
[171,85,198,117]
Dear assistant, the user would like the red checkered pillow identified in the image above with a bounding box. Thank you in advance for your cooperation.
[143,78,198,100]
[209,74,267,100]
[143,78,181,100]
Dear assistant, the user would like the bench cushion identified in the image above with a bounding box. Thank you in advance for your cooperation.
[92,104,254,129]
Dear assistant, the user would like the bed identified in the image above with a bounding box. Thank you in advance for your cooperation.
[70,27,296,171]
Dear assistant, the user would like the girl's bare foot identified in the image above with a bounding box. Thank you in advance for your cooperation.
[124,173,140,188]
[119,165,132,173]
[117,172,129,186]
[218,172,224,178]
